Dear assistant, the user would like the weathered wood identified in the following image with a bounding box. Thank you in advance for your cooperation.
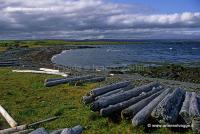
[0,105,18,128]
[91,82,159,111]
[0,125,27,134]
[28,116,60,127]
[61,125,84,134]
[82,95,94,105]
[100,86,163,117]
[132,88,171,126]
[151,88,185,124]
[192,117,200,134]
[121,89,163,120]
[12,129,34,134]
[12,70,68,77]
[96,84,134,100]
[29,128,49,134]
[189,92,200,118]
[90,81,131,98]
[45,75,95,87]
[179,92,192,124]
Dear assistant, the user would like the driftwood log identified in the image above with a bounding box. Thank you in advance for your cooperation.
[45,75,95,87]
[151,88,185,124]
[0,105,18,128]
[96,84,134,100]
[61,125,84,134]
[29,128,49,134]
[132,88,171,126]
[82,84,133,105]
[100,86,163,117]
[90,81,131,98]
[0,125,27,134]
[91,82,159,111]
[189,92,200,118]
[179,92,192,124]
[121,89,163,120]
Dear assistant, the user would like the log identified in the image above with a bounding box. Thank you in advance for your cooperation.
[189,92,200,118]
[121,89,163,120]
[74,77,106,85]
[45,77,66,83]
[132,88,171,126]
[151,88,186,124]
[192,117,200,134]
[61,125,84,134]
[100,86,163,117]
[0,125,27,134]
[51,129,64,134]
[91,82,159,111]
[28,116,60,127]
[179,92,192,124]
[29,128,49,134]
[0,105,18,128]
[96,84,134,100]
[12,129,34,134]
[82,95,94,105]
[90,81,131,98]
[45,75,95,87]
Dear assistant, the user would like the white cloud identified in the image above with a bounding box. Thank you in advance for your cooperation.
[0,0,200,39]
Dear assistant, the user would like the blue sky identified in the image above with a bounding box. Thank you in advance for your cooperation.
[0,0,200,39]
[112,0,200,13]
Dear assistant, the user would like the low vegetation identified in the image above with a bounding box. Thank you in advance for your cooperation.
[0,68,193,134]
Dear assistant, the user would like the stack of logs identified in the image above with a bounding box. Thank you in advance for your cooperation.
[44,75,105,87]
[82,81,200,133]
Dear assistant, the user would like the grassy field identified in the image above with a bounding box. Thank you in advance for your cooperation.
[0,68,194,134]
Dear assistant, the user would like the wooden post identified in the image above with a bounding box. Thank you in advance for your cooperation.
[132,88,171,126]
[0,105,18,128]
[151,88,185,124]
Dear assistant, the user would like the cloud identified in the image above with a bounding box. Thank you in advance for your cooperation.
[0,0,200,39]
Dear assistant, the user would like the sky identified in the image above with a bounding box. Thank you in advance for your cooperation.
[0,0,200,40]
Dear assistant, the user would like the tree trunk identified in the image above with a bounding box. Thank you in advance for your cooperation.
[90,81,131,98]
[179,92,192,124]
[45,75,95,87]
[121,89,163,120]
[132,88,171,126]
[95,84,134,100]
[151,88,185,124]
[0,105,18,128]
[189,92,200,118]
[100,86,163,117]
[91,82,159,111]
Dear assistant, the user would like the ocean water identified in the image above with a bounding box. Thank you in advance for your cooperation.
[52,43,200,69]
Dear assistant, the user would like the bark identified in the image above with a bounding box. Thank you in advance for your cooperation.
[151,88,186,124]
[61,125,84,134]
[95,84,134,100]
[132,88,172,126]
[121,89,163,120]
[100,86,163,117]
[0,105,18,128]
[189,92,200,118]
[29,128,49,134]
[45,75,95,87]
[179,92,192,124]
[91,82,159,111]
[90,81,131,98]
[0,125,27,134]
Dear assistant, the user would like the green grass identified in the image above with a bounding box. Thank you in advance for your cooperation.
[0,68,194,133]
[0,40,143,49]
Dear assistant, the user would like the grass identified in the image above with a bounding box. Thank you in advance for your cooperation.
[0,68,194,133]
